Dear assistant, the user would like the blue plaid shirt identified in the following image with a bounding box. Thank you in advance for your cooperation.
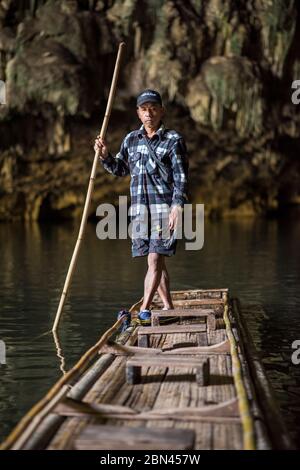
[100,123,188,217]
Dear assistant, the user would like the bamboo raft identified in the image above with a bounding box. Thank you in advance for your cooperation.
[1,289,293,450]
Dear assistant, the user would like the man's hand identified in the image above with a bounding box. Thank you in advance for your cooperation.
[94,135,109,159]
[169,205,182,231]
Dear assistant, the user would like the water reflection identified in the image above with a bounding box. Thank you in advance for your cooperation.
[52,331,66,376]
[0,218,299,445]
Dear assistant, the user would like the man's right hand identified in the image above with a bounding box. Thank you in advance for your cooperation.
[94,135,109,159]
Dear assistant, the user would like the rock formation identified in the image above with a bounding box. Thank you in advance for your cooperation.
[0,0,299,220]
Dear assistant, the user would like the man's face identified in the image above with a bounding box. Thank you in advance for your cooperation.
[137,102,165,129]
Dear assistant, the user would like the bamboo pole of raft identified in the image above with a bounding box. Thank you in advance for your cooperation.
[1,316,125,450]
[222,293,255,450]
[52,42,126,333]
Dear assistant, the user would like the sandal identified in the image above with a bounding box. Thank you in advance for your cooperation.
[137,309,151,326]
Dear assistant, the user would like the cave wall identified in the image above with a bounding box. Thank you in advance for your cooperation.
[0,0,300,220]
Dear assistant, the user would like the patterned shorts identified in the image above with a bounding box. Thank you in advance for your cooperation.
[131,214,177,258]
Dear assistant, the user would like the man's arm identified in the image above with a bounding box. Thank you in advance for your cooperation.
[170,137,189,208]
[168,137,188,231]
[94,135,130,177]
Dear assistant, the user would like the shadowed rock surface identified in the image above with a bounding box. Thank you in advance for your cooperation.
[0,0,300,220]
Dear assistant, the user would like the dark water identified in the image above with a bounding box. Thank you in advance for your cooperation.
[0,218,300,446]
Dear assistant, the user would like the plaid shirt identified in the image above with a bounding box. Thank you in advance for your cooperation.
[100,123,188,218]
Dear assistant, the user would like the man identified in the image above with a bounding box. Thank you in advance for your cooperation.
[94,89,188,325]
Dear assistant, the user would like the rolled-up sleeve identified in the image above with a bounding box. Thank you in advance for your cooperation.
[170,137,189,208]
[100,136,130,177]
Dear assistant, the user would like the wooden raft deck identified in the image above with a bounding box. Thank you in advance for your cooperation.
[1,289,293,450]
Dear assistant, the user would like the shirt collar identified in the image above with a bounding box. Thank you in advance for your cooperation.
[138,122,165,140]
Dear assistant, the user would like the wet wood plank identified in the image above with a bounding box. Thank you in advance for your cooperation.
[126,356,210,386]
[151,308,216,330]
[138,324,207,335]
[75,424,195,450]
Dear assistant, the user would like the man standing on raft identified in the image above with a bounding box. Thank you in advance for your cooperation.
[94,89,188,325]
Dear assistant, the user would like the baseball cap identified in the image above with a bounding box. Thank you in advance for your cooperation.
[136,89,162,107]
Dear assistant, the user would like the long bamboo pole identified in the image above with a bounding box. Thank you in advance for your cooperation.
[52,42,126,333]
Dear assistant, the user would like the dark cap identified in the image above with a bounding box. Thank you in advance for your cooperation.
[136,89,162,107]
